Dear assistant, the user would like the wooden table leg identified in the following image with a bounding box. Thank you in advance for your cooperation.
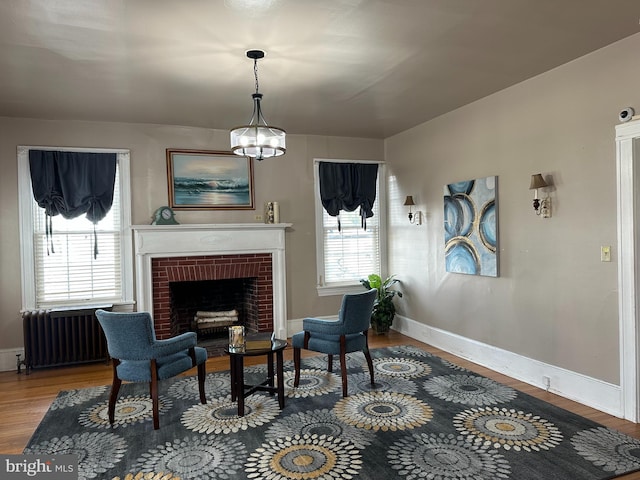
[267,351,275,390]
[236,356,245,417]
[229,354,237,402]
[276,349,285,409]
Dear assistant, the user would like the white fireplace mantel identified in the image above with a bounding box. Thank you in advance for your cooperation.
[132,223,291,339]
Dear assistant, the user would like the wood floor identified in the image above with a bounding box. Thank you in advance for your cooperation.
[2,331,640,479]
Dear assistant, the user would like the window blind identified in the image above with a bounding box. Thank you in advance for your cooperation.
[32,165,122,306]
[321,177,381,285]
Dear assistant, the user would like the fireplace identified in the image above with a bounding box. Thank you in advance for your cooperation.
[132,223,290,342]
[151,254,272,339]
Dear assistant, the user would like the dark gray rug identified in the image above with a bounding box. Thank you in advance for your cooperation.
[24,345,640,479]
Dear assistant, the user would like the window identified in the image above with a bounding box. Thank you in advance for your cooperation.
[314,159,386,296]
[18,146,133,309]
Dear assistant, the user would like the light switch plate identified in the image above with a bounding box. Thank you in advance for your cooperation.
[601,246,611,262]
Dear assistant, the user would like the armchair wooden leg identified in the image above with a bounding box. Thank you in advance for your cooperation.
[108,359,121,425]
[151,359,159,430]
[197,362,207,404]
[363,330,375,388]
[293,347,301,387]
[340,336,348,397]
[327,355,333,373]
[364,349,375,388]
[340,338,347,397]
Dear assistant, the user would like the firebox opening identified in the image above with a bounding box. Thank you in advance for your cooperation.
[169,277,259,355]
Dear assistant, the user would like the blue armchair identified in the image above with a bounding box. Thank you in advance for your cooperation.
[292,288,377,397]
[95,309,208,429]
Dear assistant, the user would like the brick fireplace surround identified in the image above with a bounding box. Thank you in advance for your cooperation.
[132,224,290,341]
[151,254,273,338]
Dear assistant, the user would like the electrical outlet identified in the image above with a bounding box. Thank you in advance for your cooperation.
[601,246,611,262]
[254,215,263,221]
[543,376,551,391]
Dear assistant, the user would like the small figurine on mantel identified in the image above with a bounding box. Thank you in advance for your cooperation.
[151,206,179,225]
[265,202,280,224]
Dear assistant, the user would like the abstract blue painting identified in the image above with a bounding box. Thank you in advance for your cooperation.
[444,176,498,277]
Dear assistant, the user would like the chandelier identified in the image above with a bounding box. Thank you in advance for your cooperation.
[230,50,286,160]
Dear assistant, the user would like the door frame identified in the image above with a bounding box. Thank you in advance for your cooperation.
[616,118,640,421]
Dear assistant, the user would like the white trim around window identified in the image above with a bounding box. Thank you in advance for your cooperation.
[313,158,387,297]
[17,145,134,310]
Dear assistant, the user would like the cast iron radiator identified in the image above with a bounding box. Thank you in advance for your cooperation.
[21,306,111,373]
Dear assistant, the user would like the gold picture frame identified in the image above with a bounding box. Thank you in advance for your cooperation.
[166,149,254,210]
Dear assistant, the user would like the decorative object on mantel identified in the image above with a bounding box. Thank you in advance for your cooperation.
[264,201,280,224]
[166,149,254,210]
[151,206,179,225]
[359,273,402,334]
[230,49,286,161]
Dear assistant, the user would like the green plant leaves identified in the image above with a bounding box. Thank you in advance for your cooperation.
[359,273,403,332]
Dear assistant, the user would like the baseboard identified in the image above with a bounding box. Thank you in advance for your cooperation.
[0,347,25,373]
[393,315,623,418]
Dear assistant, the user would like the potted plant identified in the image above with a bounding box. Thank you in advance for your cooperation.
[360,274,403,334]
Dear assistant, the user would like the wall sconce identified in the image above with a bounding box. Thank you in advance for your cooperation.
[403,195,422,225]
[529,174,551,218]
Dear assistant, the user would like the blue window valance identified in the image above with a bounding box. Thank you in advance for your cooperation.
[319,161,378,230]
[29,150,117,257]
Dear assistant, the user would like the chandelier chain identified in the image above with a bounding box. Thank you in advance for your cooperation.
[254,58,260,94]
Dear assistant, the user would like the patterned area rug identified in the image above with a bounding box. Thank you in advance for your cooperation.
[24,345,640,480]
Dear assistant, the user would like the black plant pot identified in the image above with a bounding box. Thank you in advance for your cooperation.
[371,322,390,335]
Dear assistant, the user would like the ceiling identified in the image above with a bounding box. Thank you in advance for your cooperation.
[0,0,639,139]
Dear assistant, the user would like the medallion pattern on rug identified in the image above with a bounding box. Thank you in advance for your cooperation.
[335,391,434,431]
[50,386,108,410]
[264,407,375,449]
[182,394,281,434]
[24,345,640,480]
[373,356,432,378]
[112,473,180,480]
[453,406,563,451]
[129,436,246,479]
[572,426,640,475]
[282,369,341,398]
[79,395,171,429]
[388,431,511,479]
[25,431,128,479]
[245,434,362,479]
[423,374,517,405]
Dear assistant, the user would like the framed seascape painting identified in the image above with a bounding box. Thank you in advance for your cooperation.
[444,175,498,277]
[166,149,254,210]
